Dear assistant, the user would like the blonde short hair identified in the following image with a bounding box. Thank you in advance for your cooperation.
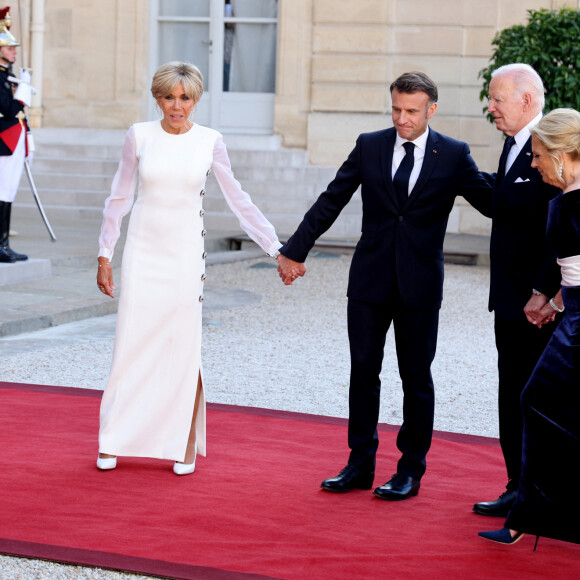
[531,108,580,184]
[151,61,204,103]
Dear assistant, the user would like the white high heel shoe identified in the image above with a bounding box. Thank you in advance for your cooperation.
[96,455,117,470]
[173,442,197,476]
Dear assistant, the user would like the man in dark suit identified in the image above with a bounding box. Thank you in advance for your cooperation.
[472,64,562,518]
[277,72,490,500]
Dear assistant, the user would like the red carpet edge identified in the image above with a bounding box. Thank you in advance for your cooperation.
[0,538,279,580]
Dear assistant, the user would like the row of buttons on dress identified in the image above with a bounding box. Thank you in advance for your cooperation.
[199,186,207,302]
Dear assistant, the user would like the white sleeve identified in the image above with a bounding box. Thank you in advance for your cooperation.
[211,134,282,256]
[98,126,138,260]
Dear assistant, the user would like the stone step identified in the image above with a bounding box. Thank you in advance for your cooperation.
[34,143,310,167]
[13,203,104,220]
[12,204,362,240]
[229,165,336,183]
[17,189,108,208]
[0,258,52,287]
[204,211,362,239]
[22,163,337,187]
[206,179,327,199]
[226,148,309,167]
[34,143,124,161]
[19,173,114,191]
[15,180,361,223]
[15,193,361,221]
[18,189,345,214]
[203,189,361,215]
[31,158,120,175]
[18,128,360,238]
[33,127,284,151]
[17,178,342,207]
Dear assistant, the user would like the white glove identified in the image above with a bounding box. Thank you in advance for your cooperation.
[19,68,32,84]
[27,132,35,153]
[14,81,32,107]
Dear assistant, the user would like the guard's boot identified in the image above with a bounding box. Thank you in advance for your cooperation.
[0,201,27,261]
[0,201,16,263]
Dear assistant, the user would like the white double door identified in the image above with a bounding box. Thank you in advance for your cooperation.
[150,0,278,134]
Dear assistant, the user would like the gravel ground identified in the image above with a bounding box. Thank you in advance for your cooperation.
[0,254,499,579]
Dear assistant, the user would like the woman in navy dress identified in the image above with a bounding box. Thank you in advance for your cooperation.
[479,108,580,547]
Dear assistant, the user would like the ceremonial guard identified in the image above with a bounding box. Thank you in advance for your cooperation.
[0,6,32,262]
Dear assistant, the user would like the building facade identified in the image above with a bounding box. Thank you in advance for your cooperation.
[8,0,578,235]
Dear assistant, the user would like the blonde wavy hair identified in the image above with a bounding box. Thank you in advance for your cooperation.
[531,108,580,185]
[151,61,204,103]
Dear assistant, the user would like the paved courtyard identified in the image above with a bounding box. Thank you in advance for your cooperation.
[1,250,502,579]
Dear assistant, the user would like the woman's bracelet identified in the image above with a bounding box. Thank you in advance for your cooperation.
[549,298,565,313]
[98,261,110,268]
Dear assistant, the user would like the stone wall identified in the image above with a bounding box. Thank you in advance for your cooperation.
[281,0,578,171]
[271,0,578,234]
[8,0,579,234]
[10,0,149,129]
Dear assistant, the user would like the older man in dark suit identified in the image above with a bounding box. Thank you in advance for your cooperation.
[472,64,562,518]
[277,72,490,501]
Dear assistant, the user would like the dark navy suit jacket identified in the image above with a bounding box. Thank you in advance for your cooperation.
[486,136,561,321]
[281,127,491,309]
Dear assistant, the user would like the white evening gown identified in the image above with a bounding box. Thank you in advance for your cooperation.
[97,121,281,462]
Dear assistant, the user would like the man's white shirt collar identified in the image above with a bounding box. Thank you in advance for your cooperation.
[395,126,429,152]
[513,112,542,151]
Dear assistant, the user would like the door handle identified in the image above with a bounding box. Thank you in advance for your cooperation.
[202,40,213,46]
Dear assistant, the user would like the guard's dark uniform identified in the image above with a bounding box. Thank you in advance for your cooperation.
[0,7,29,262]
[0,60,27,155]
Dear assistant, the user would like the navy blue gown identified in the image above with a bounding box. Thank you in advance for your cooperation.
[505,189,580,544]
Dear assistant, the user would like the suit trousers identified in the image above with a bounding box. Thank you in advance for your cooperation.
[347,292,439,479]
[494,315,556,491]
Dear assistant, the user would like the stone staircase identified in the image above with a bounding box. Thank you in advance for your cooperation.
[16,129,362,242]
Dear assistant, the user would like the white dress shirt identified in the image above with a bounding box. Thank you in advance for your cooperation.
[505,112,543,174]
[392,127,429,196]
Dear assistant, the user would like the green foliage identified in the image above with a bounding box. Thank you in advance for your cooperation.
[479,8,580,121]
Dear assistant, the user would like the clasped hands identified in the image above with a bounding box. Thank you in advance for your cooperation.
[524,292,561,328]
[277,254,306,285]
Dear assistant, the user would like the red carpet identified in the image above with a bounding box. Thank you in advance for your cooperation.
[1,381,579,580]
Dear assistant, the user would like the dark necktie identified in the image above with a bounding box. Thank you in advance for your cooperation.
[393,141,415,207]
[498,136,515,180]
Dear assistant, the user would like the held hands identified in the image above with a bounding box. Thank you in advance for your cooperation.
[534,303,557,328]
[524,293,559,328]
[277,254,306,285]
[97,258,116,298]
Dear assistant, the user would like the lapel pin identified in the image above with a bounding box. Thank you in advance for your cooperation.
[433,150,437,154]
[526,152,531,156]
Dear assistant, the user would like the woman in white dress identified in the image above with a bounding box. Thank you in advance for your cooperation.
[95,62,282,475]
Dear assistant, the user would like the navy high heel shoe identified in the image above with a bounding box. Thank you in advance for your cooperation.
[478,527,525,545]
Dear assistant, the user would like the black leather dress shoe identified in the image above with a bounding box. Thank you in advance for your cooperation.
[320,465,374,492]
[473,490,517,517]
[373,473,420,501]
